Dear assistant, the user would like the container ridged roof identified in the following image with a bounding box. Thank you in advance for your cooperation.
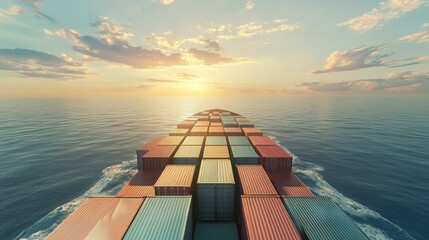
[283,197,368,240]
[205,136,227,145]
[154,165,195,187]
[231,146,259,158]
[157,136,184,146]
[203,146,230,158]
[174,145,202,158]
[123,196,192,240]
[236,165,277,195]
[228,136,251,146]
[198,159,234,184]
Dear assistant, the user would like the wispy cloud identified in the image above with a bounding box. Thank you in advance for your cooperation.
[297,71,429,92]
[311,44,428,74]
[0,48,88,79]
[0,5,22,18]
[400,30,429,45]
[177,72,197,80]
[146,78,178,83]
[245,1,255,10]
[17,0,56,23]
[188,48,241,65]
[338,0,428,31]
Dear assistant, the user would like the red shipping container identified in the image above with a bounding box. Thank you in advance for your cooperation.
[142,145,177,171]
[256,145,293,172]
[267,172,313,197]
[224,127,244,136]
[248,136,277,146]
[136,136,165,170]
[241,196,301,240]
[117,170,162,197]
[154,165,195,195]
[210,116,221,122]
[242,127,263,136]
[236,165,278,196]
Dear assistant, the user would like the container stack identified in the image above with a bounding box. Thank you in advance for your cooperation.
[47,109,368,240]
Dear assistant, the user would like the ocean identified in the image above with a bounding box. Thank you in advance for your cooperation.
[0,97,427,240]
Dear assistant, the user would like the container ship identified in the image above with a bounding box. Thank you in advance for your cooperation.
[45,109,369,240]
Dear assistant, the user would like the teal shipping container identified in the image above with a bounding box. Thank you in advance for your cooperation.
[283,197,368,240]
[197,159,235,221]
[173,145,202,164]
[228,136,251,146]
[238,121,255,128]
[230,146,259,164]
[123,196,193,240]
[194,223,239,240]
[205,136,227,146]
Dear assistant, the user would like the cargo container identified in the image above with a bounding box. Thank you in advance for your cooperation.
[236,165,277,195]
[157,136,184,146]
[267,172,313,197]
[208,126,225,136]
[154,165,195,195]
[194,223,239,240]
[248,136,277,146]
[182,136,204,146]
[210,116,221,122]
[190,126,208,136]
[46,197,144,240]
[224,127,244,136]
[240,196,301,240]
[197,116,210,121]
[228,136,251,146]
[173,145,202,164]
[203,146,230,159]
[141,145,177,171]
[230,146,259,164]
[186,117,199,121]
[136,136,165,170]
[223,121,239,127]
[238,121,255,128]
[221,111,231,116]
[177,120,196,129]
[235,117,249,122]
[221,116,235,121]
[117,171,162,197]
[210,122,223,127]
[169,128,189,136]
[283,197,368,240]
[256,145,293,172]
[197,159,235,221]
[242,127,263,136]
[123,196,192,240]
[212,111,220,115]
[195,121,210,127]
[205,136,227,145]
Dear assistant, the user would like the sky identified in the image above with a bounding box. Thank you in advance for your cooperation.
[0,0,428,97]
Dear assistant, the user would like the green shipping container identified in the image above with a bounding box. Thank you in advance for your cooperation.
[230,146,259,164]
[238,121,255,128]
[228,136,251,146]
[197,159,235,221]
[124,196,192,240]
[283,197,368,240]
[194,223,239,240]
[205,136,227,146]
[173,145,201,164]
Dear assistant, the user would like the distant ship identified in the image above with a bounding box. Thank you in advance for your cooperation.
[46,109,368,240]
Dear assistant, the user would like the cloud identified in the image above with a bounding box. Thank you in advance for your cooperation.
[188,48,249,65]
[423,23,429,27]
[0,48,88,79]
[201,19,300,40]
[338,0,428,31]
[204,39,222,52]
[311,45,394,74]
[400,30,429,45]
[159,0,174,5]
[177,72,197,80]
[50,17,186,69]
[297,71,429,92]
[16,0,56,23]
[245,1,255,10]
[0,5,23,18]
[146,78,178,83]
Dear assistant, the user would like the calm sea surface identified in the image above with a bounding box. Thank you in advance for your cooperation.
[0,97,427,240]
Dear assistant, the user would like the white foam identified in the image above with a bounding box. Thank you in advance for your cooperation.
[15,160,136,240]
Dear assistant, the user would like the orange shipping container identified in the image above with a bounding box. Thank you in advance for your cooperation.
[195,121,210,127]
[154,165,196,195]
[136,136,165,170]
[224,128,244,136]
[169,128,189,136]
[177,120,196,129]
[203,146,230,159]
[208,126,225,136]
[46,197,144,240]
[117,171,162,197]
[157,136,184,146]
[242,127,263,136]
[190,126,208,136]
[141,145,177,171]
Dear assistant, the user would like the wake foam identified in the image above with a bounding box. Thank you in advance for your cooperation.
[15,160,136,240]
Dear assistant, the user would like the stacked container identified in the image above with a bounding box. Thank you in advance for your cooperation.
[190,126,208,136]
[195,121,210,127]
[123,196,193,240]
[182,136,204,146]
[197,159,235,221]
[267,172,313,197]
[205,136,227,146]
[283,197,368,240]
[136,136,165,170]
[177,120,196,129]
[256,145,293,172]
[169,128,189,136]
[173,145,202,164]
[203,146,230,159]
[154,165,195,195]
[228,136,251,146]
[248,136,277,147]
[141,145,177,171]
[236,165,277,195]
[117,171,162,197]
[208,126,224,136]
[224,127,244,136]
[230,146,259,164]
[194,223,239,240]
[46,197,144,240]
[242,127,263,136]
